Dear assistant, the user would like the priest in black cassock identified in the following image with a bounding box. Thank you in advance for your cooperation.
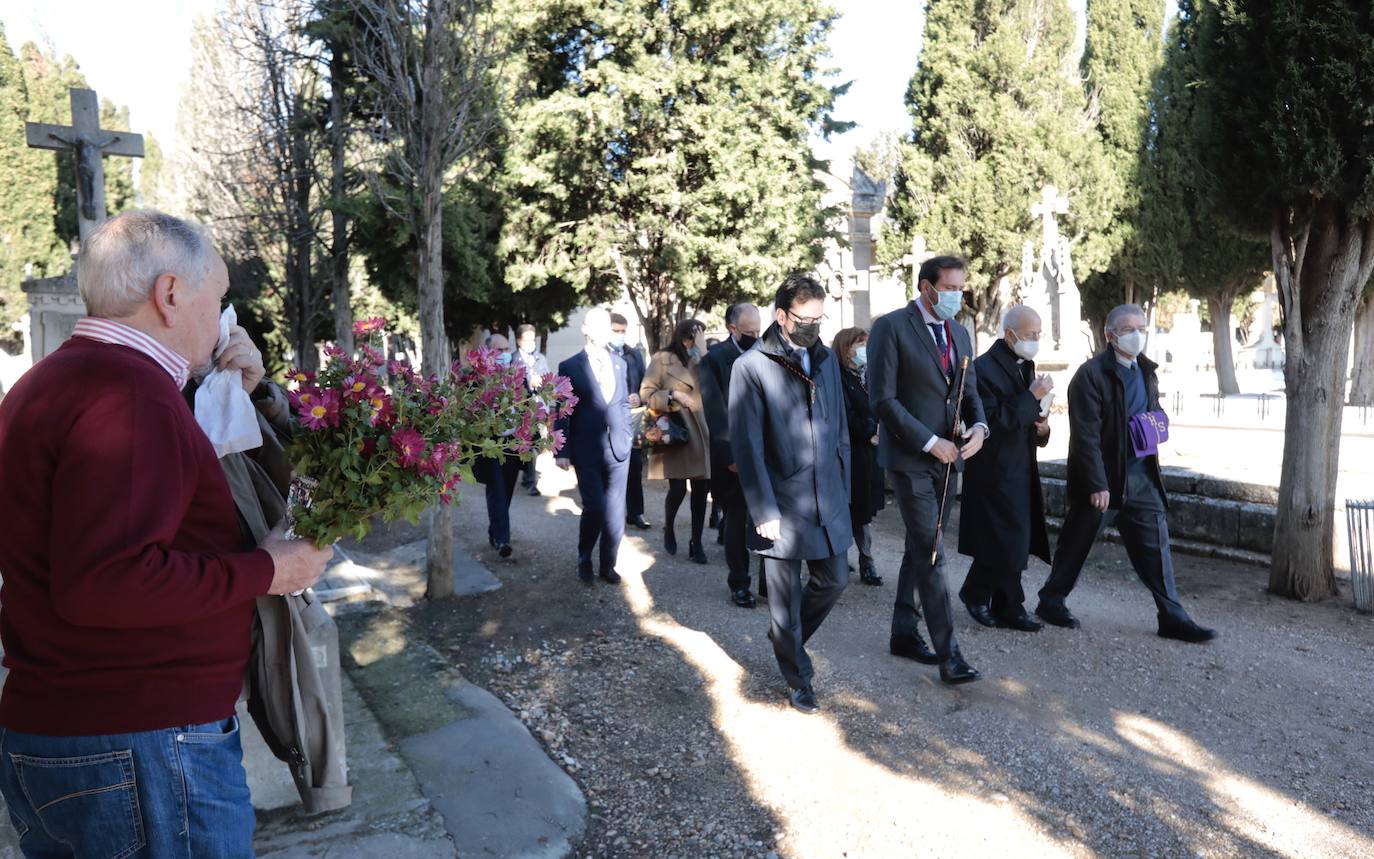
[957,304,1053,631]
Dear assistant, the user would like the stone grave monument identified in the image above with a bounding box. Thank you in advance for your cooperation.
[1019,185,1092,370]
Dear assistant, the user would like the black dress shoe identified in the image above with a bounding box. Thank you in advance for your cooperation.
[627,514,652,530]
[688,540,708,564]
[889,633,940,665]
[939,651,981,685]
[731,588,757,608]
[708,511,720,530]
[1035,603,1081,629]
[497,543,513,558]
[1158,620,1217,643]
[577,564,594,586]
[664,527,678,555]
[858,557,883,586]
[963,600,999,628]
[599,568,622,584]
[788,685,819,715]
[1000,611,1043,632]
[527,484,541,497]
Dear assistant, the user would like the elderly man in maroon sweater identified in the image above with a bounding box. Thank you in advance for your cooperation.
[0,210,332,858]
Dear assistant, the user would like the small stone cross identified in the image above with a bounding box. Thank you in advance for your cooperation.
[1031,185,1069,255]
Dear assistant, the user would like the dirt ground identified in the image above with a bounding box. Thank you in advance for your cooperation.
[364,456,1374,859]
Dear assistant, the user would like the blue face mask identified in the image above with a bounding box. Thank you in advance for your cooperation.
[688,345,702,361]
[610,334,626,350]
[853,345,867,367]
[931,288,963,321]
[496,351,512,366]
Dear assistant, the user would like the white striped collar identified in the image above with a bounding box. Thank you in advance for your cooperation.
[71,317,191,390]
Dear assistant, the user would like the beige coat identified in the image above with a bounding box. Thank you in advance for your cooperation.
[640,350,711,481]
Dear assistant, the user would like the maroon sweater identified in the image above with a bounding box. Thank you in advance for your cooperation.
[0,338,275,735]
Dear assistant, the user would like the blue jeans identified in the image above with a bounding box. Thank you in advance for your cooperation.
[0,716,254,858]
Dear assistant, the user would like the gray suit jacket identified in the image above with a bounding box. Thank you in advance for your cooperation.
[728,324,853,560]
[868,301,987,474]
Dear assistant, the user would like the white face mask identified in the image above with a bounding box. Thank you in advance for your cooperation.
[1114,330,1147,359]
[1009,332,1039,361]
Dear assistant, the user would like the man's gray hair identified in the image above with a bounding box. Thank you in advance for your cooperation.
[78,210,216,318]
[725,303,757,328]
[1105,303,1147,331]
[1001,304,1039,331]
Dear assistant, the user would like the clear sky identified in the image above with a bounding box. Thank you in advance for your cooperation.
[1,0,1088,164]
[2,0,217,150]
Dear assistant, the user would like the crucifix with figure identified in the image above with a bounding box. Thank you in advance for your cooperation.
[25,87,144,245]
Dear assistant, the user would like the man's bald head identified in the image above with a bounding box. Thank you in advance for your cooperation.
[582,307,613,348]
[1002,304,1043,354]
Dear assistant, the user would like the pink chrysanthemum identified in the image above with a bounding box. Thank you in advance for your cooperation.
[390,426,426,469]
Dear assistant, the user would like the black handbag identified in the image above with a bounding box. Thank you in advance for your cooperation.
[633,407,689,449]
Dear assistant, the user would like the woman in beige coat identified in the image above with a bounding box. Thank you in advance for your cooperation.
[641,318,711,564]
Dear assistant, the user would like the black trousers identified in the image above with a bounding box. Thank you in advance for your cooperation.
[960,561,1026,618]
[1038,469,1191,625]
[573,454,630,573]
[482,454,523,546]
[889,467,960,660]
[763,552,850,690]
[625,449,645,519]
[713,469,752,592]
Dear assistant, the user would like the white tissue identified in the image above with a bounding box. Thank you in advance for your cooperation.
[1039,392,1055,418]
[194,305,264,457]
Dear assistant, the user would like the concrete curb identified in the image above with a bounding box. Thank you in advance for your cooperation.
[337,603,587,859]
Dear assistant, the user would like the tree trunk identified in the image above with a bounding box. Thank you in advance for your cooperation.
[1270,203,1371,600]
[419,178,453,599]
[1351,291,1374,406]
[329,50,354,354]
[1207,294,1240,395]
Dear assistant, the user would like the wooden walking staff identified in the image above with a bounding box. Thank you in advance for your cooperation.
[931,355,972,566]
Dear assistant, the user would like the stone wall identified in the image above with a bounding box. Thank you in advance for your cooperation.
[1038,460,1277,559]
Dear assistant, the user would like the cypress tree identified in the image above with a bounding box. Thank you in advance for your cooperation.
[886,0,1092,335]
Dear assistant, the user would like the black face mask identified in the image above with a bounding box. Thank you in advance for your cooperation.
[736,333,758,351]
[788,320,821,349]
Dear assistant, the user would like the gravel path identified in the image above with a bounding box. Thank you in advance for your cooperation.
[376,456,1374,859]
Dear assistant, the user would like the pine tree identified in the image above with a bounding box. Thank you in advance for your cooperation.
[885,0,1092,336]
[1190,0,1374,599]
[497,0,847,351]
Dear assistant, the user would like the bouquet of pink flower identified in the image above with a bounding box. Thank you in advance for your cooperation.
[282,317,576,546]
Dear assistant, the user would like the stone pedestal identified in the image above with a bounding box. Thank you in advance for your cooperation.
[22,263,86,363]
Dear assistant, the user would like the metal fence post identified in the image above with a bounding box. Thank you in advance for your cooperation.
[1348,500,1374,613]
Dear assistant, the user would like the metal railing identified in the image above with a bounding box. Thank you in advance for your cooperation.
[1348,499,1374,613]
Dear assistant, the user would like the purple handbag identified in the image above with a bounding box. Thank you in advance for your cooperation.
[1127,410,1170,458]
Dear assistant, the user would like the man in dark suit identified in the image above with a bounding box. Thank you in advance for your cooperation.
[609,313,651,530]
[729,275,851,714]
[1035,304,1216,642]
[868,255,988,685]
[554,308,634,586]
[700,302,762,608]
[958,305,1054,631]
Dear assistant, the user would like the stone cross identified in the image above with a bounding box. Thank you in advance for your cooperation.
[25,88,144,245]
[1031,185,1069,258]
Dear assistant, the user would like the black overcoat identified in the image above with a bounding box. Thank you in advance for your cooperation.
[839,365,885,524]
[1065,349,1168,510]
[958,339,1050,571]
[728,324,853,560]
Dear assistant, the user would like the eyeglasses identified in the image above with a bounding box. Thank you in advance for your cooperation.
[1112,326,1149,335]
[1014,331,1042,341]
[787,309,827,326]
